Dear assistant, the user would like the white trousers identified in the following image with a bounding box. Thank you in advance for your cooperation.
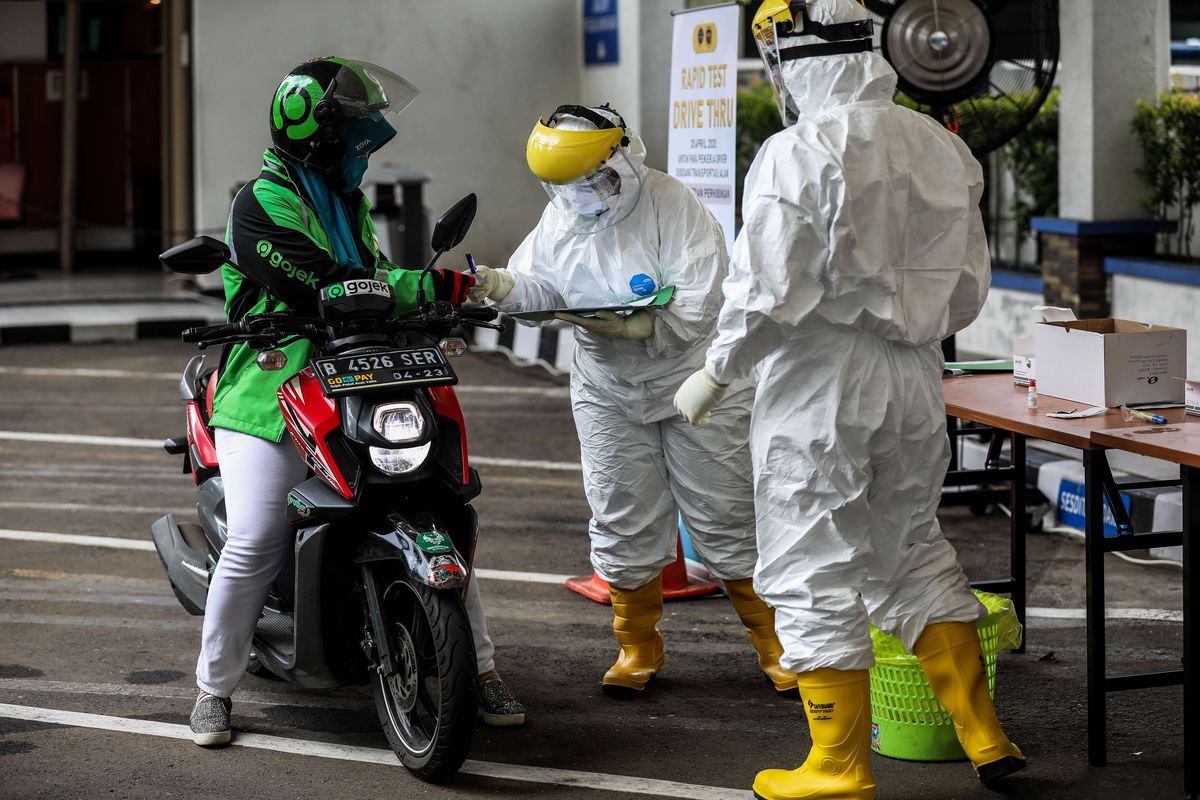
[196,428,495,697]
[572,372,758,590]
[751,327,984,673]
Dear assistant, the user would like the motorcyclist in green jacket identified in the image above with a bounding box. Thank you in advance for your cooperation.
[189,58,525,748]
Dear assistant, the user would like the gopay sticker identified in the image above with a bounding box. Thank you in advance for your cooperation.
[416,530,453,554]
[628,273,657,297]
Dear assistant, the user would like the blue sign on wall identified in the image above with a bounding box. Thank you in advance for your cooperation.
[1057,479,1131,538]
[583,0,619,66]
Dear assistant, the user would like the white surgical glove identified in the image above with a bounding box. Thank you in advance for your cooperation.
[554,309,655,340]
[466,264,516,302]
[674,367,728,426]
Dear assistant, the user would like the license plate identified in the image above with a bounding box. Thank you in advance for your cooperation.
[313,347,456,395]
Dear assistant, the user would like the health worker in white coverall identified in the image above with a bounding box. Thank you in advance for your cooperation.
[469,104,796,698]
[672,2,1025,798]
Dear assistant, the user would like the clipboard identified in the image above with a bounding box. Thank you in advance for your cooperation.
[507,284,676,322]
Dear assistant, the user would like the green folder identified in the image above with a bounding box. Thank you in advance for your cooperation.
[507,284,676,323]
[944,359,1014,372]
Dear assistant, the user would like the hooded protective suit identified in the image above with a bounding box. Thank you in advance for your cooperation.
[703,0,990,673]
[496,123,757,590]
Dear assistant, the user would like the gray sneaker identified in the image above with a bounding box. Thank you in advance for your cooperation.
[190,691,232,746]
[478,677,525,727]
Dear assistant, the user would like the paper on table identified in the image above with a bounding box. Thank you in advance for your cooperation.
[507,284,676,322]
[1045,406,1108,419]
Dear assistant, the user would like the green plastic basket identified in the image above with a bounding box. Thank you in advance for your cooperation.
[868,590,1022,762]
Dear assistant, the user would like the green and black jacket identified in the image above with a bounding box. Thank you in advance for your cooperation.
[209,148,431,441]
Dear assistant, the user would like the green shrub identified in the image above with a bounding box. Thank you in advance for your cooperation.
[1132,90,1200,260]
[1004,89,1059,242]
[735,80,783,216]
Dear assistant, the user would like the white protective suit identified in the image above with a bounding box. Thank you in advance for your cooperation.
[705,0,991,672]
[497,126,758,590]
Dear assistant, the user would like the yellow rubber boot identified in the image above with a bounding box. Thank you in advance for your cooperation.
[602,575,665,697]
[752,668,876,800]
[914,621,1026,782]
[724,579,799,694]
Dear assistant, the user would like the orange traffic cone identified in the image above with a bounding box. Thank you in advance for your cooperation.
[565,534,722,604]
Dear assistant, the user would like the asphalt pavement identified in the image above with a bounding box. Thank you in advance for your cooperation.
[0,339,1186,799]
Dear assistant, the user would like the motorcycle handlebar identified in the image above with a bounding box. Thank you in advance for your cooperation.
[459,306,499,322]
[184,306,502,348]
[182,322,243,344]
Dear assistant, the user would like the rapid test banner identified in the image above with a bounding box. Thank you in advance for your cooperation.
[667,3,739,253]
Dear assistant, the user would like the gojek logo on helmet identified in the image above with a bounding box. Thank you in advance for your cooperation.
[256,239,319,289]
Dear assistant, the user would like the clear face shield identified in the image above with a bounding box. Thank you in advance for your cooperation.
[753,1,876,126]
[324,60,419,130]
[543,165,622,217]
[753,2,805,126]
[527,104,646,234]
[542,150,644,234]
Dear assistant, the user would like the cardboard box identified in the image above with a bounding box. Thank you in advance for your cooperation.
[1032,309,1187,407]
[1013,337,1035,386]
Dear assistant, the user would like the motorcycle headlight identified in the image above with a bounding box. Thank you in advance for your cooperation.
[373,402,425,444]
[369,442,432,475]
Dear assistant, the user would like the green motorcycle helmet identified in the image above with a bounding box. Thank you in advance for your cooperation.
[269,56,420,172]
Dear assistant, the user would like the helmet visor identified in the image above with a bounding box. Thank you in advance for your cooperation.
[325,60,419,126]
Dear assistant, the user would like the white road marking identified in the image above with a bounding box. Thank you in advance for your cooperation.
[474,567,573,584]
[0,365,569,398]
[0,430,163,448]
[0,501,193,516]
[1026,605,1184,623]
[0,429,583,471]
[0,528,576,584]
[0,613,194,631]
[0,366,180,380]
[0,678,367,711]
[472,455,582,472]
[0,589,179,607]
[0,703,751,800]
[0,529,1182,624]
[0,528,156,551]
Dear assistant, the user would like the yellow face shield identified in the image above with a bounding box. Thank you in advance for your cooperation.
[525,121,626,184]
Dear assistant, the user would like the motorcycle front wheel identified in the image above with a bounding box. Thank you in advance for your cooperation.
[369,576,476,783]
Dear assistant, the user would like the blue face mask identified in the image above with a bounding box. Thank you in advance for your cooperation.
[335,113,396,193]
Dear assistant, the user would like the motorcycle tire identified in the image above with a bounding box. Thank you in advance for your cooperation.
[369,575,476,783]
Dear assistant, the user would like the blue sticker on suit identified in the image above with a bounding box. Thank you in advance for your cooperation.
[629,273,656,296]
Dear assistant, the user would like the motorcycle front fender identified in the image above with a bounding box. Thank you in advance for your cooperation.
[354,513,470,591]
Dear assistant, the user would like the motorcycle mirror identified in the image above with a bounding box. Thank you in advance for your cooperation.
[416,194,477,307]
[429,194,476,255]
[159,236,231,275]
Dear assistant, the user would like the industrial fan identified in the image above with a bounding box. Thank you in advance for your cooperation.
[863,0,1059,155]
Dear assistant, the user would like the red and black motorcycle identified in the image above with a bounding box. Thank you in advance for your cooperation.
[150,195,500,782]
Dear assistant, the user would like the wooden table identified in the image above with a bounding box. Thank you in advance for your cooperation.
[1091,422,1198,800]
[943,374,1189,793]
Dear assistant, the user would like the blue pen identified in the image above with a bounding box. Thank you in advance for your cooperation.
[1123,404,1169,425]
[466,253,477,275]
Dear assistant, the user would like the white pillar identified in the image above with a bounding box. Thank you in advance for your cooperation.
[578,0,686,170]
[579,0,643,132]
[1058,0,1171,221]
